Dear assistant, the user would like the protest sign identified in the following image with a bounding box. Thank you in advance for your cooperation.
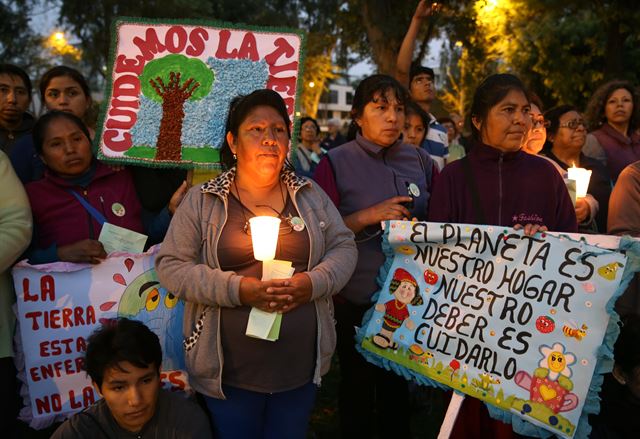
[13,247,188,428]
[357,221,632,439]
[96,18,304,168]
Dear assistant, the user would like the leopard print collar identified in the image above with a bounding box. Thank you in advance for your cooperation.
[200,167,309,199]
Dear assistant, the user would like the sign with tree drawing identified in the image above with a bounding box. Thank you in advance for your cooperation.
[96,18,304,168]
[357,221,638,439]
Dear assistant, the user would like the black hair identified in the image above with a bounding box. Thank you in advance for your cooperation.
[406,100,430,142]
[528,91,545,113]
[544,105,580,137]
[299,116,320,136]
[39,66,91,104]
[220,89,291,169]
[469,73,529,142]
[389,279,424,306]
[584,79,640,133]
[85,318,162,390]
[347,74,410,141]
[614,314,640,377]
[409,63,435,84]
[0,64,32,99]
[32,110,91,155]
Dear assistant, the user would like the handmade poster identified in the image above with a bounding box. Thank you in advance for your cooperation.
[13,247,188,428]
[357,221,633,439]
[96,18,305,168]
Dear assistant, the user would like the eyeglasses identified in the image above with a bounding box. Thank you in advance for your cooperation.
[559,119,587,130]
[530,117,550,128]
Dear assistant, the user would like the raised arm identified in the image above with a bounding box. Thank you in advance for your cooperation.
[396,0,435,87]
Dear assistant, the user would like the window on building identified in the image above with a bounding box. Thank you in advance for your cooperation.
[346,92,353,105]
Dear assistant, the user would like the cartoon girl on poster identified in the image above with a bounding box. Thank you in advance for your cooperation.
[373,268,424,349]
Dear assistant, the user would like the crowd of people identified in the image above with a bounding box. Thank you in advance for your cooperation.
[2,2,640,438]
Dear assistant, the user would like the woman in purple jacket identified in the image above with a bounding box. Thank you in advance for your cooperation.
[583,80,640,183]
[429,74,577,234]
[25,111,185,264]
[314,74,436,438]
[428,73,577,439]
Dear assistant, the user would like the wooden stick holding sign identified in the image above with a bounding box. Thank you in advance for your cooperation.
[438,393,465,439]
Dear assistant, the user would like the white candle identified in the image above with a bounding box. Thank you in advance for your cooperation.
[567,166,592,199]
[249,216,281,261]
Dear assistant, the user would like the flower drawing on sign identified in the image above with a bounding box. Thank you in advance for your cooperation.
[512,342,579,434]
[538,343,576,381]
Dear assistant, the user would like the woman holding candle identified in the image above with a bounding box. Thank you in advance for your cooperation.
[541,105,611,233]
[583,79,640,183]
[155,89,357,439]
[428,74,577,438]
[313,74,436,438]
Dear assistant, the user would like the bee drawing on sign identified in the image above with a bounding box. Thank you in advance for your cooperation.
[562,322,588,341]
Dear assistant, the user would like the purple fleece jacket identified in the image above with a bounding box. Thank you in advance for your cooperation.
[26,162,143,251]
[428,142,578,232]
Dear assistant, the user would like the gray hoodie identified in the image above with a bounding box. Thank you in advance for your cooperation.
[155,168,357,398]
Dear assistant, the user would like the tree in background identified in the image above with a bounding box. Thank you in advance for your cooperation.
[56,0,213,81]
[439,0,640,112]
[139,54,214,160]
[1,0,48,81]
[338,0,439,75]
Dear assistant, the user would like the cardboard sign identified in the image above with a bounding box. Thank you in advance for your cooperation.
[96,18,304,168]
[13,247,188,427]
[357,221,631,439]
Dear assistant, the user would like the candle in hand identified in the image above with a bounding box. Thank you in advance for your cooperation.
[249,216,281,261]
[567,165,592,199]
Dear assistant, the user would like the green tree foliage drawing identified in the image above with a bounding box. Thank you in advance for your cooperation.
[139,54,214,161]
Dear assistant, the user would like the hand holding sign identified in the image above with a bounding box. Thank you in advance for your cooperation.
[57,239,107,264]
[358,221,631,439]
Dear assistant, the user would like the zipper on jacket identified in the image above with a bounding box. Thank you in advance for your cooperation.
[498,154,503,225]
[289,182,324,386]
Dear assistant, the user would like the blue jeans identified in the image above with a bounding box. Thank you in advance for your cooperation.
[203,382,317,439]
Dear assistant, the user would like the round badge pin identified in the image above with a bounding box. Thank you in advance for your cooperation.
[408,183,420,197]
[111,202,126,217]
[290,216,305,232]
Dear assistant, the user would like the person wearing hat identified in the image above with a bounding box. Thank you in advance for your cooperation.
[373,268,424,349]
[396,0,449,170]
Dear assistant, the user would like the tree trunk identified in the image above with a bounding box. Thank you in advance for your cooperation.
[360,1,398,75]
[603,19,625,81]
[155,92,187,161]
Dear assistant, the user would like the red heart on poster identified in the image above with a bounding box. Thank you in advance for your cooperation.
[124,258,134,272]
[113,273,126,286]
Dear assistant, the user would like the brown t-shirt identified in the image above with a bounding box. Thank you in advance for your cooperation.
[217,194,316,392]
